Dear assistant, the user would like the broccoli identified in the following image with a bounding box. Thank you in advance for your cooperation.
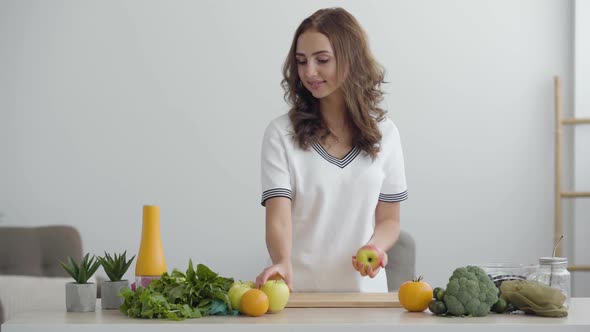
[443,266,499,317]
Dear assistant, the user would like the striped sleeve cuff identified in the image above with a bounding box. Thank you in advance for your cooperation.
[261,188,293,206]
[378,190,408,202]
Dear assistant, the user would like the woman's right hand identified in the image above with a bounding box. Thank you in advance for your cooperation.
[255,261,293,292]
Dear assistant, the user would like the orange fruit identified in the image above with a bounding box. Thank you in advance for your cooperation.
[240,289,269,317]
[398,276,433,312]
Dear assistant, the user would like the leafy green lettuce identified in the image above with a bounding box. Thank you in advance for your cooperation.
[119,260,235,320]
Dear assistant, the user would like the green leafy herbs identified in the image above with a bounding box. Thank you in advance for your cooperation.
[99,251,135,282]
[119,260,235,320]
[60,253,101,284]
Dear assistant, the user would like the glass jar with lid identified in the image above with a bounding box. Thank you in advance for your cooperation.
[529,257,571,307]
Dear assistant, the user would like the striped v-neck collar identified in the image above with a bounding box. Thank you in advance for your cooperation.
[311,142,361,169]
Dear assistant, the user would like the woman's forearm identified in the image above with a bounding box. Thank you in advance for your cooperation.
[265,198,292,264]
[368,217,400,252]
[368,201,401,252]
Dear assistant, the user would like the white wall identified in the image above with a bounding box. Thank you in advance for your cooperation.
[0,0,580,294]
[573,0,590,296]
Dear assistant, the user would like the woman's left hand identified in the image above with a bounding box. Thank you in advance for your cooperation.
[352,245,388,278]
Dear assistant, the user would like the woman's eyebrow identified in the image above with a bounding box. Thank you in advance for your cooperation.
[295,50,332,56]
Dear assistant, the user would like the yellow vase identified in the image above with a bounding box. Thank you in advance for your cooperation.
[135,205,167,285]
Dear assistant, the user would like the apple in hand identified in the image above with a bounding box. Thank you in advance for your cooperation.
[228,281,255,311]
[355,244,384,271]
[260,280,290,313]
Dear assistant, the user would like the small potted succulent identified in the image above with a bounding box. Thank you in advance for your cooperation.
[98,251,135,309]
[60,253,101,312]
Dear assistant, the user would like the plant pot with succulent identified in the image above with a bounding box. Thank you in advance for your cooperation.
[60,253,101,312]
[98,251,135,309]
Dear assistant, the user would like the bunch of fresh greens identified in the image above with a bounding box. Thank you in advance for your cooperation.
[119,260,235,320]
[99,251,135,281]
[60,253,101,284]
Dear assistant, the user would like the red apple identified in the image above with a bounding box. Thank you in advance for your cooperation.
[356,244,384,270]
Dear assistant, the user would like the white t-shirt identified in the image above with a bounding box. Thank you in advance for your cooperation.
[260,114,408,292]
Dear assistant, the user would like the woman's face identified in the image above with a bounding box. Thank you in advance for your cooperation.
[295,30,341,99]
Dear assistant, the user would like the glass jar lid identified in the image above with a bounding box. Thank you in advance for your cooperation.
[539,257,568,265]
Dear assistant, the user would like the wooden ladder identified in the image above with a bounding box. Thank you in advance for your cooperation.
[554,75,590,272]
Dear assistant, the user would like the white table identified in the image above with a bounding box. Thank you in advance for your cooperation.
[3,298,590,332]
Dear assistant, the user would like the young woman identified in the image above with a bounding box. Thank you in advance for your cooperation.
[256,7,408,292]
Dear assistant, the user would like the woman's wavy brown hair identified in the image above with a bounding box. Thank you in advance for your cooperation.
[282,7,386,158]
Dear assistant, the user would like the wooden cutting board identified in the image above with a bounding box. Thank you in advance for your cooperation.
[286,292,401,308]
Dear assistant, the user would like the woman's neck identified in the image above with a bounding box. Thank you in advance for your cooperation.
[319,90,348,131]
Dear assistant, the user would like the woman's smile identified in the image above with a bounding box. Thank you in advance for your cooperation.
[309,80,326,89]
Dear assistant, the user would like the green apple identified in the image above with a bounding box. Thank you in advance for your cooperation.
[229,280,255,290]
[228,281,255,311]
[260,280,290,313]
[356,244,384,270]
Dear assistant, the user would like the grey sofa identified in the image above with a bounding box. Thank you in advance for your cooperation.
[385,229,416,291]
[0,225,82,277]
[0,225,83,328]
